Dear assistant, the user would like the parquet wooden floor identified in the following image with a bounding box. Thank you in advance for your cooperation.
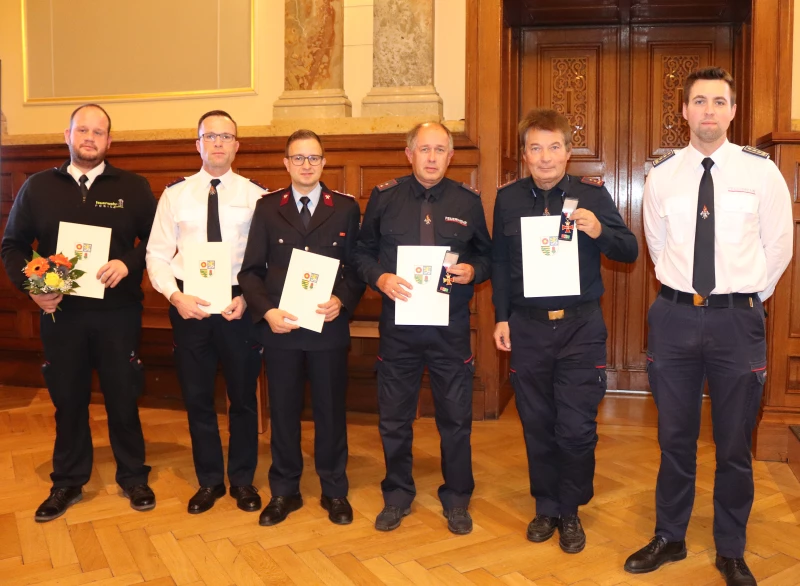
[1,385,799,585]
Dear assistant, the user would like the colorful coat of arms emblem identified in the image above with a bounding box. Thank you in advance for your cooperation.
[74,243,92,259]
[199,260,215,278]
[414,265,432,284]
[302,272,319,289]
[540,236,558,256]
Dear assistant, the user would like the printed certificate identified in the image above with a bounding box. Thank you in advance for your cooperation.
[55,222,111,299]
[521,216,580,297]
[279,248,340,333]
[395,245,450,326]
[183,242,232,314]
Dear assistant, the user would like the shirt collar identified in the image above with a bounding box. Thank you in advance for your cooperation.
[198,167,236,189]
[531,174,571,198]
[67,161,106,188]
[685,139,732,171]
[292,182,322,211]
[410,175,447,201]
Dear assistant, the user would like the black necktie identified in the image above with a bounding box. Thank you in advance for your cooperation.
[420,190,435,245]
[692,157,715,298]
[79,175,89,204]
[300,196,312,229]
[207,178,222,242]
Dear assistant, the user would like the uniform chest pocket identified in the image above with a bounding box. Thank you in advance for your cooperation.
[436,219,473,243]
[226,206,253,226]
[662,197,693,244]
[175,208,205,234]
[380,218,408,245]
[717,193,758,243]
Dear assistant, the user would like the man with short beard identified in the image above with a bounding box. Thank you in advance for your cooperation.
[625,67,793,586]
[1,104,158,521]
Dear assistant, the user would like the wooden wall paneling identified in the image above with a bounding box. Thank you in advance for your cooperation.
[474,0,507,418]
[752,137,800,461]
[625,25,732,389]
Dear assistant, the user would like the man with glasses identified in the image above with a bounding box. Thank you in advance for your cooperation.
[146,110,266,515]
[239,129,364,526]
[353,122,492,535]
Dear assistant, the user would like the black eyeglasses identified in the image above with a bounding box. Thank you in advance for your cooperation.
[200,132,236,143]
[288,154,323,166]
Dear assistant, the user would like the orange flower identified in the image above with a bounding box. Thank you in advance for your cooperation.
[48,254,72,269]
[24,257,50,278]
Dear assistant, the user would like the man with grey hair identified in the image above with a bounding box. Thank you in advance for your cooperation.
[353,122,492,535]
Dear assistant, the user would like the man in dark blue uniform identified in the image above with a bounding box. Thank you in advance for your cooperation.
[493,109,638,553]
[353,122,492,535]
[625,67,792,586]
[239,129,365,527]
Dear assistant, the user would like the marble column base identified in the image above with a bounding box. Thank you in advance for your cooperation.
[361,85,443,118]
[273,89,353,119]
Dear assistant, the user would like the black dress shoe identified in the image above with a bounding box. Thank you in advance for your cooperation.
[230,485,261,512]
[122,484,156,511]
[443,507,473,535]
[259,495,303,526]
[624,536,687,573]
[558,514,586,553]
[188,484,226,514]
[321,495,353,525]
[716,555,757,586]
[374,505,411,531]
[35,486,83,523]
[527,514,559,542]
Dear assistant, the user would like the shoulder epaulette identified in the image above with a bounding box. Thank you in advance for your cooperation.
[580,176,605,187]
[497,177,521,190]
[262,188,287,198]
[332,190,356,199]
[653,151,675,167]
[249,178,267,190]
[743,145,770,159]
[460,182,481,196]
[377,178,398,192]
[165,177,186,188]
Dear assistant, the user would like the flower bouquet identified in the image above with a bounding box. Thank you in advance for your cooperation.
[23,252,85,320]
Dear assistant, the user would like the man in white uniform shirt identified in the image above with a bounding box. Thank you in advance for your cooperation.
[146,110,266,515]
[624,68,793,586]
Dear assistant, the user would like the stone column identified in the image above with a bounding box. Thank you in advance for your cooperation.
[273,0,352,119]
[361,0,442,118]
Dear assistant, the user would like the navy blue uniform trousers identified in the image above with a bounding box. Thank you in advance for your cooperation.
[509,306,607,518]
[40,306,150,488]
[263,347,350,498]
[170,307,262,487]
[647,294,767,558]
[377,307,475,510]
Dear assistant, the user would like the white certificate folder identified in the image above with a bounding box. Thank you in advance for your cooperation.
[520,216,580,297]
[182,242,232,314]
[55,221,111,299]
[279,248,340,333]
[395,245,450,326]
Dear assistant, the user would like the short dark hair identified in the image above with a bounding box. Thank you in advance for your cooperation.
[285,129,324,157]
[69,103,111,134]
[197,110,238,136]
[406,122,453,151]
[518,109,573,150]
[683,67,736,106]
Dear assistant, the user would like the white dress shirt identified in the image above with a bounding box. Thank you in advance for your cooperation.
[67,161,106,189]
[146,168,266,302]
[643,140,793,301]
[292,182,321,215]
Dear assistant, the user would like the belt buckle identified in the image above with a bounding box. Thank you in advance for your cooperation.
[693,294,708,307]
[548,309,565,320]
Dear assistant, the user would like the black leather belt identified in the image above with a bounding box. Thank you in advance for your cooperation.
[176,279,242,298]
[512,299,600,322]
[659,285,757,309]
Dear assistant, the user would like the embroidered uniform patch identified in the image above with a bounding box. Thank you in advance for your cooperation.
[653,151,676,167]
[742,145,770,159]
[445,216,468,226]
[580,176,605,187]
